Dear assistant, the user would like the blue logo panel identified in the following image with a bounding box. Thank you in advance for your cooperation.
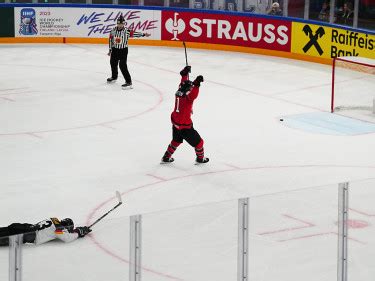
[20,8,38,36]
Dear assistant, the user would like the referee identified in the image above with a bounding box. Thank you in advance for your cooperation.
[107,15,150,89]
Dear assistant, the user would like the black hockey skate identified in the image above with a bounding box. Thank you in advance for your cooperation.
[161,156,174,164]
[122,82,133,90]
[195,157,209,164]
[107,77,117,83]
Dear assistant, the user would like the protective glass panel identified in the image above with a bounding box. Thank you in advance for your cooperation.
[64,0,87,3]
[215,0,240,11]
[144,0,165,6]
[37,0,60,3]
[142,200,238,281]
[249,184,338,281]
[92,0,114,4]
[242,0,272,13]
[195,0,214,10]
[265,0,284,16]
[358,0,375,30]
[12,0,33,3]
[348,179,375,281]
[22,217,129,281]
[169,0,190,8]
[333,0,354,27]
[119,0,138,4]
[310,0,331,22]
[191,0,212,9]
[288,0,305,18]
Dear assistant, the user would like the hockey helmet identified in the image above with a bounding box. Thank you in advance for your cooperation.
[175,80,193,96]
[117,15,125,24]
[60,218,74,231]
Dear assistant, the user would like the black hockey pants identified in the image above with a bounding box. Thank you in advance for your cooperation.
[110,47,131,83]
[0,223,36,246]
[172,125,202,147]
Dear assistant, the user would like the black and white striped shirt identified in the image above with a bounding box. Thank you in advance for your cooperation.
[109,27,145,50]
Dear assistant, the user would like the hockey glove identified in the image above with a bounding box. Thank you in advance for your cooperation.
[193,75,204,87]
[74,226,92,238]
[180,66,191,76]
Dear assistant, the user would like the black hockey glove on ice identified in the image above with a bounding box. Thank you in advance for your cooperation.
[193,75,204,87]
[74,226,92,238]
[180,66,191,76]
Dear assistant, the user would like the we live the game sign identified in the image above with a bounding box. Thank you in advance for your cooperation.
[15,7,161,38]
[161,11,292,52]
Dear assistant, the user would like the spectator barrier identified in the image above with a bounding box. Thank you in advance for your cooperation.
[0,4,374,64]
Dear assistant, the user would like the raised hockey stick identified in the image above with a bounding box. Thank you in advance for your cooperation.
[89,191,123,228]
[183,41,188,67]
[182,41,190,79]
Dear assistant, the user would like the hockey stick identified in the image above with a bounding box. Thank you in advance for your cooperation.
[182,41,190,79]
[183,41,188,67]
[89,191,123,228]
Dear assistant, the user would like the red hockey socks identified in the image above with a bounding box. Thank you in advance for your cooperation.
[195,139,205,160]
[164,140,181,158]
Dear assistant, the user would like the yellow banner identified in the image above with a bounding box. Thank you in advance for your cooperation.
[291,22,375,59]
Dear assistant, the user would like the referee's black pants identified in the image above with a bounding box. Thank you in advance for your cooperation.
[110,47,131,83]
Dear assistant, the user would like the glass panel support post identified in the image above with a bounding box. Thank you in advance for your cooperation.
[353,0,359,28]
[130,215,142,281]
[237,198,249,281]
[329,0,336,23]
[9,234,23,281]
[283,0,288,17]
[304,0,310,19]
[337,182,348,281]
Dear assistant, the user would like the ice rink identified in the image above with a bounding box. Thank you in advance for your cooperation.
[0,43,374,281]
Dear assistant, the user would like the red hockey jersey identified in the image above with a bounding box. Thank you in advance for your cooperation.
[171,74,200,129]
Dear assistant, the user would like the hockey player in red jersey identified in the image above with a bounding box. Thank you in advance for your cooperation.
[161,65,209,164]
[0,217,91,246]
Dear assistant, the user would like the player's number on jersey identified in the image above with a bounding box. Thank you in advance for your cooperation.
[175,97,180,113]
[35,220,52,231]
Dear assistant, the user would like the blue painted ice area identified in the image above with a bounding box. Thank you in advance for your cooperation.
[282,112,375,135]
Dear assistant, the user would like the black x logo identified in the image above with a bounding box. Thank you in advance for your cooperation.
[302,25,325,56]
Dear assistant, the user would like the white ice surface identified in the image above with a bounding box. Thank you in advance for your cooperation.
[0,44,374,281]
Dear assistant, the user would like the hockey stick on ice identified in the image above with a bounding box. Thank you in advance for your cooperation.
[89,191,123,228]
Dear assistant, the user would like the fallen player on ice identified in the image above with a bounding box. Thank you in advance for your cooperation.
[0,217,91,246]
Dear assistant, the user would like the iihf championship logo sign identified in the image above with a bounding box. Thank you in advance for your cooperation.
[165,12,185,40]
[19,8,38,36]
